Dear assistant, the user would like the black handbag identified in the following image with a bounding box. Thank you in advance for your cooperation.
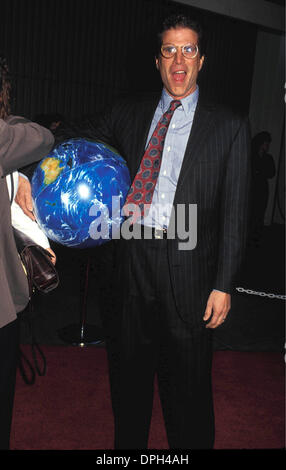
[13,227,59,296]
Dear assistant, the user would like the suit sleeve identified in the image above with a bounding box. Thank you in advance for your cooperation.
[213,116,251,293]
[0,116,54,178]
[76,101,126,152]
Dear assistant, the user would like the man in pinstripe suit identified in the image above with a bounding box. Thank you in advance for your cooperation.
[16,13,251,450]
[84,13,251,450]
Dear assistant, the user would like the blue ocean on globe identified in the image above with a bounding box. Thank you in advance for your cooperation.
[31,138,131,248]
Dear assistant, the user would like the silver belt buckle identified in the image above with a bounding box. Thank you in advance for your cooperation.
[154,227,167,239]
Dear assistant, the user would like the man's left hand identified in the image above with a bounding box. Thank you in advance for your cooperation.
[203,290,231,329]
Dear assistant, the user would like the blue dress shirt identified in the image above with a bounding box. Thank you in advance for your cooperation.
[142,86,199,229]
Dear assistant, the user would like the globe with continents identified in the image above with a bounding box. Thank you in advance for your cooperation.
[31,138,131,248]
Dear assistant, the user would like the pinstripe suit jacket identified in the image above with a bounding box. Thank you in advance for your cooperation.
[90,92,251,325]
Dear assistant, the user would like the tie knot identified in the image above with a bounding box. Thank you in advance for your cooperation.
[168,100,182,114]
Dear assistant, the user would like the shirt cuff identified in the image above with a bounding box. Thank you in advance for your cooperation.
[18,172,29,181]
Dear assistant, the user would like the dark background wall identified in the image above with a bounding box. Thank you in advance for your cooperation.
[1,0,257,121]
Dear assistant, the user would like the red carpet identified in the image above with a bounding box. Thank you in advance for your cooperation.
[10,347,284,450]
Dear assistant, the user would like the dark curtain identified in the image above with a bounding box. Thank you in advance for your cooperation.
[1,0,257,121]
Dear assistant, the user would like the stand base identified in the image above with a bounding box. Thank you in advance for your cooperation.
[57,323,105,347]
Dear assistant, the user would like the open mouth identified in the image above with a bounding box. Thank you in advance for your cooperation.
[172,70,186,82]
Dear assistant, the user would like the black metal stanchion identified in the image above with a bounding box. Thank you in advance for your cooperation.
[58,252,105,346]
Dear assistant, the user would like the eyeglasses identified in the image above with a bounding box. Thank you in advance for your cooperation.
[160,43,199,59]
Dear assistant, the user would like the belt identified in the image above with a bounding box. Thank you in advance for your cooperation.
[134,224,168,240]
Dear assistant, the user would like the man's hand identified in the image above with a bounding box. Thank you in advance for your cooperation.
[15,175,35,220]
[203,290,231,329]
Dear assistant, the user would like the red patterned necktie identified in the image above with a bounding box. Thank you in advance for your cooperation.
[123,99,181,222]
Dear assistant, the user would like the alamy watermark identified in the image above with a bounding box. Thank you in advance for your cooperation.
[88,196,197,251]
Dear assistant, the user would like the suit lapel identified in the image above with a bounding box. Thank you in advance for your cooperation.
[130,95,161,179]
[175,101,216,190]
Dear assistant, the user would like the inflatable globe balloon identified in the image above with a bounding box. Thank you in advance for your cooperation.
[31,138,131,248]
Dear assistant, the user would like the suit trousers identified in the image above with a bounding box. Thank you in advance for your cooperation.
[105,235,215,449]
[0,318,20,449]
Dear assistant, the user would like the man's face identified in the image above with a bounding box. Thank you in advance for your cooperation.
[156,27,204,100]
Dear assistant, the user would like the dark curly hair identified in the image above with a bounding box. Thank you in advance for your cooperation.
[155,13,205,58]
[0,55,11,119]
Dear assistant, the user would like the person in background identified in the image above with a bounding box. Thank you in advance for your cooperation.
[250,131,275,246]
[33,112,65,133]
[0,54,54,449]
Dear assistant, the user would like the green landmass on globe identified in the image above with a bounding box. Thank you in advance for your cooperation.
[40,157,65,186]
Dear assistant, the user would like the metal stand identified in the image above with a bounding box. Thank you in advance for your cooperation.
[58,254,105,347]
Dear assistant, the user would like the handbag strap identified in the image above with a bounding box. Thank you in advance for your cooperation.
[9,173,14,204]
[18,303,47,385]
